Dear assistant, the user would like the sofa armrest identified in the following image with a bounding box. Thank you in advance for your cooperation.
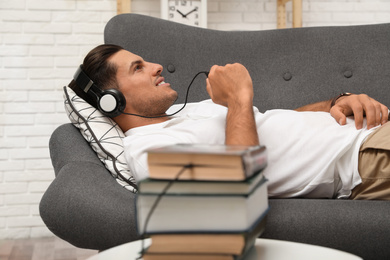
[40,124,140,250]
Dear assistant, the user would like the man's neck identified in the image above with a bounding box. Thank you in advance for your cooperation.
[114,114,171,133]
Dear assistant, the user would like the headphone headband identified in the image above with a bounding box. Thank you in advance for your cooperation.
[74,65,95,94]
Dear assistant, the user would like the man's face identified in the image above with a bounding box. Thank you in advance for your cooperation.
[109,49,178,117]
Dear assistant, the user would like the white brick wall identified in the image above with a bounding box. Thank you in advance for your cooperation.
[0,0,114,240]
[0,0,389,240]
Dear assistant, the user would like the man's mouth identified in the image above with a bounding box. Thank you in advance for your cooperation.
[156,77,168,87]
[157,81,166,86]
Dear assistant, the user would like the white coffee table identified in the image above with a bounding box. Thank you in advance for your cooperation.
[87,238,362,260]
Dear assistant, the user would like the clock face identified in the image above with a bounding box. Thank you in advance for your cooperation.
[168,0,202,27]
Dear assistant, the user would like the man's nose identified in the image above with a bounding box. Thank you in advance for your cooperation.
[151,63,163,75]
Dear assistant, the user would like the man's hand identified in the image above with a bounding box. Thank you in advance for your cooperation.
[206,63,259,146]
[330,94,389,130]
[206,63,253,107]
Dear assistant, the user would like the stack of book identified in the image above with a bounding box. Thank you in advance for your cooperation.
[136,144,269,260]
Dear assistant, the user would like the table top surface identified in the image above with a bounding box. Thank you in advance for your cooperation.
[87,238,362,260]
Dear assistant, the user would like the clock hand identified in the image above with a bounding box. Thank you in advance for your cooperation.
[176,9,187,18]
[184,7,198,17]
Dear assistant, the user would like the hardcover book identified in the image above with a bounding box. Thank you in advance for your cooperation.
[147,144,267,181]
[138,170,264,195]
[146,215,266,255]
[142,243,258,260]
[136,177,268,234]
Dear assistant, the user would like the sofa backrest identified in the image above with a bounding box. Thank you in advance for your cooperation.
[105,14,390,112]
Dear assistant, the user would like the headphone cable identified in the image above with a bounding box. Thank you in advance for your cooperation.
[137,164,193,259]
[122,71,209,118]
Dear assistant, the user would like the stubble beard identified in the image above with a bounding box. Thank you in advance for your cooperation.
[136,91,178,117]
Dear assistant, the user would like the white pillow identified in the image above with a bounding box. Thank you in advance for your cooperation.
[63,86,137,193]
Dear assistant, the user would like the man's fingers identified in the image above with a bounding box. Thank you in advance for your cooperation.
[206,79,213,100]
[358,96,387,129]
[351,104,364,130]
[381,105,389,125]
[330,107,347,126]
[333,94,390,130]
[373,102,384,127]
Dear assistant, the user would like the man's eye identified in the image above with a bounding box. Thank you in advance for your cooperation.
[135,65,143,71]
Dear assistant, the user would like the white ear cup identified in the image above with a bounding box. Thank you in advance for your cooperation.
[99,94,117,113]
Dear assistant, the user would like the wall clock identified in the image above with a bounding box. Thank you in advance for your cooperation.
[161,0,207,28]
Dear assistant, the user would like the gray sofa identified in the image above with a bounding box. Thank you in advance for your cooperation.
[40,13,390,259]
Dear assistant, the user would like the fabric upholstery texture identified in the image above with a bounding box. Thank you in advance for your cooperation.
[41,124,140,249]
[40,13,390,259]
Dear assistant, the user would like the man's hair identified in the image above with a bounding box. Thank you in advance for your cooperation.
[69,44,124,108]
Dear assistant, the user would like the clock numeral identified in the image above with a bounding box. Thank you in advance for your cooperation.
[169,6,176,11]
[181,1,187,6]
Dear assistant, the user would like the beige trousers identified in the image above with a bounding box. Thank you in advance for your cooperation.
[350,122,390,200]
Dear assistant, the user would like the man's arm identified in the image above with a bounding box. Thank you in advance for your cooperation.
[295,99,332,112]
[295,94,389,130]
[206,63,259,146]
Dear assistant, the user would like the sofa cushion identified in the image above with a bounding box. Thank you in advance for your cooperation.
[63,86,137,193]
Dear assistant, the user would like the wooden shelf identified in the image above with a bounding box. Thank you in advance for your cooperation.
[117,0,131,14]
[277,0,302,29]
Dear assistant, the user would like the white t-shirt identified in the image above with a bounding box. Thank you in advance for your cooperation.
[123,100,376,199]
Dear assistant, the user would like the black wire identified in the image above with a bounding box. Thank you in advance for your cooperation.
[122,71,209,118]
[137,164,193,259]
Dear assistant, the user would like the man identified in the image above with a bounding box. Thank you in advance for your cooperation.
[70,44,390,200]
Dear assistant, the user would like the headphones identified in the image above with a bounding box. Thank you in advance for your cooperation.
[73,65,126,118]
